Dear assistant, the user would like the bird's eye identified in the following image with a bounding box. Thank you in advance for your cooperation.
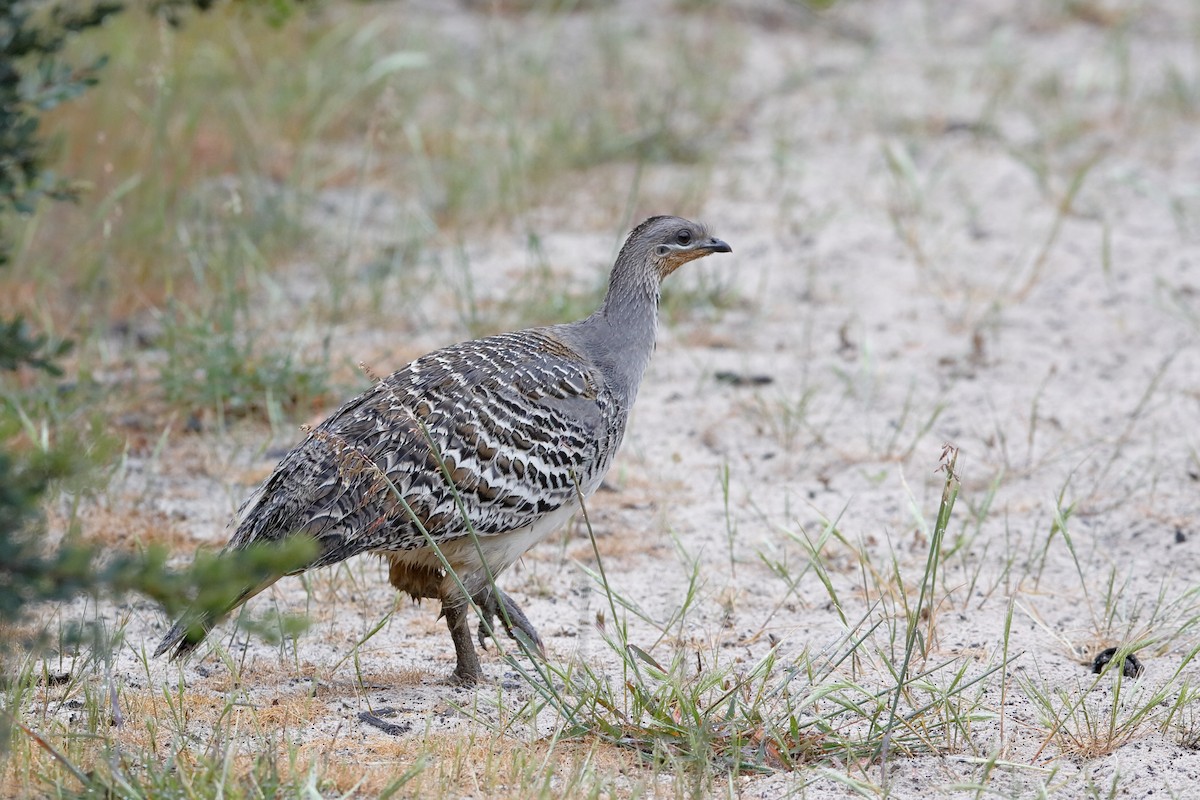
[676,230,692,245]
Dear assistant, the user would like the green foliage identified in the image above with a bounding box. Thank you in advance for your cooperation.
[493,463,987,783]
[0,447,78,626]
[0,0,99,659]
[0,0,319,662]
[157,307,329,421]
[155,537,319,633]
[0,315,71,374]
[0,429,318,645]
[1,0,121,378]
[0,0,124,233]
[61,746,336,800]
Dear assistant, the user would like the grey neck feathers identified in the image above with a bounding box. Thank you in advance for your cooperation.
[577,238,662,405]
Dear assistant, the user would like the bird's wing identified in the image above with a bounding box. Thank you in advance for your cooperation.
[230,329,615,566]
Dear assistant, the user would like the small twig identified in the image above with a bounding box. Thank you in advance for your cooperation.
[879,445,960,783]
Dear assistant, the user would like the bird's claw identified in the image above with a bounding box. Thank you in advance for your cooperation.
[475,588,544,656]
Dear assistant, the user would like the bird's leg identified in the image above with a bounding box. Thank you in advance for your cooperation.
[474,587,544,656]
[441,599,482,685]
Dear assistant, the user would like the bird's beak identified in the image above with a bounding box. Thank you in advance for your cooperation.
[698,237,732,254]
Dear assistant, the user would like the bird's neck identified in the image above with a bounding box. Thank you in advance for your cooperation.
[600,255,661,333]
[582,256,662,404]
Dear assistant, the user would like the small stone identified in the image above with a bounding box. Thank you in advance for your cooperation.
[714,370,774,387]
[358,709,409,736]
[1092,647,1143,678]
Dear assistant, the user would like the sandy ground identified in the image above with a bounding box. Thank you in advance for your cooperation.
[29,0,1200,796]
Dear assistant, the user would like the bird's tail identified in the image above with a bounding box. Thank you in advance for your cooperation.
[154,531,325,661]
[153,579,278,661]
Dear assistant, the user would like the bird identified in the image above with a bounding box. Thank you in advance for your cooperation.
[154,215,732,684]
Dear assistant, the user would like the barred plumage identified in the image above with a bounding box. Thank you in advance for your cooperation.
[155,215,732,684]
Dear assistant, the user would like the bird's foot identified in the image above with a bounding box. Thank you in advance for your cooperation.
[450,663,482,687]
[443,601,483,686]
[475,588,544,656]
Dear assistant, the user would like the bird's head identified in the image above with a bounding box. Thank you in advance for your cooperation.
[625,215,733,280]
